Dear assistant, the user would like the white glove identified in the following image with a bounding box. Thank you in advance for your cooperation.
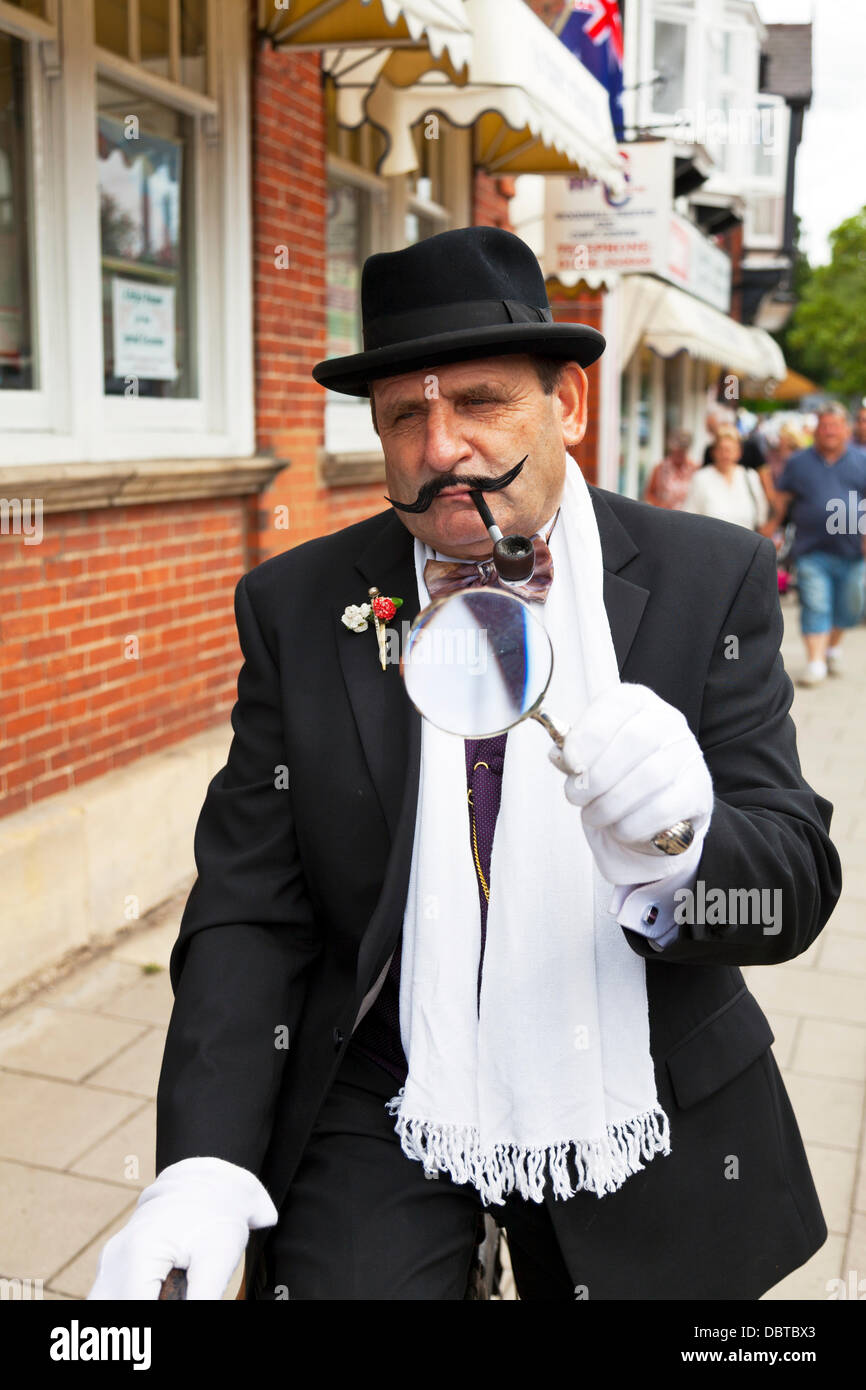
[87,1156,278,1301]
[548,683,713,887]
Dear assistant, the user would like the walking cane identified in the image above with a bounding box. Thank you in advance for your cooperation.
[158,1268,187,1300]
[158,1268,247,1300]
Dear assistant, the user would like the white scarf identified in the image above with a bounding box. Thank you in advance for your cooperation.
[386,456,671,1205]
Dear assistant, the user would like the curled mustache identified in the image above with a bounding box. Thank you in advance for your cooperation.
[384,456,528,514]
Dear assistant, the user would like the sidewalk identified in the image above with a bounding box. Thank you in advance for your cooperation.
[1,598,863,1301]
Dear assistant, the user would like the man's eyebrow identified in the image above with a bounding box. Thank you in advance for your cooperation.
[380,396,425,417]
[380,383,512,418]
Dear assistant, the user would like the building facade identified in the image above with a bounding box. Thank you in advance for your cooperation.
[0,0,623,996]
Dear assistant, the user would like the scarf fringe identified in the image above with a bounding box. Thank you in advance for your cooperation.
[385,1091,671,1206]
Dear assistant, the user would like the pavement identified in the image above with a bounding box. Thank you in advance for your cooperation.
[0,594,864,1302]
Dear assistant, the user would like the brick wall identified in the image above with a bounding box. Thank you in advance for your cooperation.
[720,221,745,323]
[0,501,246,819]
[251,37,386,564]
[547,285,605,486]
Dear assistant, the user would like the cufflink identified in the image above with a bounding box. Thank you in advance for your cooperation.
[643,904,660,927]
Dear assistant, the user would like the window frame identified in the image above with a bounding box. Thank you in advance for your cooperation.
[323,151,389,460]
[649,12,692,122]
[321,121,468,472]
[0,0,254,466]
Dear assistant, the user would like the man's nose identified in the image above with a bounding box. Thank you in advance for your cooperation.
[422,402,473,473]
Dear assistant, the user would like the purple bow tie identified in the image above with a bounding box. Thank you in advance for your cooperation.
[424,534,554,604]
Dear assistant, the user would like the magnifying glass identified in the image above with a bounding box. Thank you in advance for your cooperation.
[400,587,695,857]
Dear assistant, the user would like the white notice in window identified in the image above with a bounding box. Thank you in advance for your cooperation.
[112,278,178,381]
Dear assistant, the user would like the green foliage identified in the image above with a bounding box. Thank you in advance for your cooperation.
[785,206,866,396]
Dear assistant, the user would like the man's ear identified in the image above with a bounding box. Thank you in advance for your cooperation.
[557,363,589,447]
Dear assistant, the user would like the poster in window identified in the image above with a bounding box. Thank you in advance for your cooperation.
[98,115,182,270]
[112,277,178,381]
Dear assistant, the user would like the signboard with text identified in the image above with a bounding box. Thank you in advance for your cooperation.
[543,141,731,313]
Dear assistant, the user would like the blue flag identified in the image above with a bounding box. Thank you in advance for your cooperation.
[558,1,625,142]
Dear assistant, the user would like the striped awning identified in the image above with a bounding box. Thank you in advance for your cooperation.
[620,277,787,382]
[331,0,625,190]
[259,0,473,69]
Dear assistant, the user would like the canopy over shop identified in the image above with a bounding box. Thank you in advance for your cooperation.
[619,275,787,497]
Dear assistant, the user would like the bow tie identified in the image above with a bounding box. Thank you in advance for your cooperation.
[424,535,554,604]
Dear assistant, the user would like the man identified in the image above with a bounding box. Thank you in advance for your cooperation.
[774,403,866,687]
[90,227,839,1302]
[852,404,866,451]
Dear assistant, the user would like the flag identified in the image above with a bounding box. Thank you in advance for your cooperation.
[558,1,624,141]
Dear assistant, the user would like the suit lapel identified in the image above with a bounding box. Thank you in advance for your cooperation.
[334,512,422,844]
[590,488,650,675]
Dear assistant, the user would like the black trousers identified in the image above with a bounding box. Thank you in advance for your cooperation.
[255,1044,576,1300]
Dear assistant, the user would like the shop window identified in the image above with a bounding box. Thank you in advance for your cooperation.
[0,0,251,461]
[652,20,687,116]
[180,0,206,92]
[0,31,36,390]
[405,124,449,244]
[752,102,779,180]
[97,77,197,399]
[326,180,371,359]
[95,0,208,91]
[749,196,781,241]
[95,2,130,57]
[140,0,170,79]
[321,103,464,477]
[324,86,387,362]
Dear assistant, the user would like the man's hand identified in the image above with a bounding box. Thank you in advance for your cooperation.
[548,683,713,887]
[87,1157,278,1301]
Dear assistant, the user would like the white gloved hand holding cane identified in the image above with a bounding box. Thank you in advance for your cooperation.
[87,1156,278,1300]
[548,683,714,887]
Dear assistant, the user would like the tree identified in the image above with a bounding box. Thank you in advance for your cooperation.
[785,206,866,397]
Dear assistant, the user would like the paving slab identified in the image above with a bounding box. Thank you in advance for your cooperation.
[85,1029,165,1099]
[0,1006,148,1084]
[0,1159,135,1285]
[94,969,174,1029]
[67,1102,156,1188]
[0,1072,142,1169]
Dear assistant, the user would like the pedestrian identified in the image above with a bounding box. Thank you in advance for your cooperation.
[701,408,765,469]
[643,428,699,509]
[89,226,839,1302]
[682,428,770,530]
[775,402,866,686]
[852,404,866,452]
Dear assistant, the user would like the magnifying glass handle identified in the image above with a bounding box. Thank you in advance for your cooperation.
[528,704,571,750]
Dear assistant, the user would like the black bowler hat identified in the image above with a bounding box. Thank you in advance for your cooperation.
[311,225,605,397]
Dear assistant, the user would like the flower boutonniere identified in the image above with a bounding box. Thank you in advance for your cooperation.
[341,586,403,670]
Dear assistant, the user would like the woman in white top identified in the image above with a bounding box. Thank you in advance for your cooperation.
[682,429,770,531]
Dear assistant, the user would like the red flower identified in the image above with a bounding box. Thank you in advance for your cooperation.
[372,596,397,621]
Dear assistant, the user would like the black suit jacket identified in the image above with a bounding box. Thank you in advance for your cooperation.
[156,487,841,1299]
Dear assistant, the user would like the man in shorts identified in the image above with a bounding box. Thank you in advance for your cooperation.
[775,403,866,686]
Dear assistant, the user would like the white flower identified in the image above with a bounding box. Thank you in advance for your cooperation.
[341,602,372,632]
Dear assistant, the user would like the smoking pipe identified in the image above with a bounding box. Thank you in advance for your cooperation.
[468,457,535,583]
